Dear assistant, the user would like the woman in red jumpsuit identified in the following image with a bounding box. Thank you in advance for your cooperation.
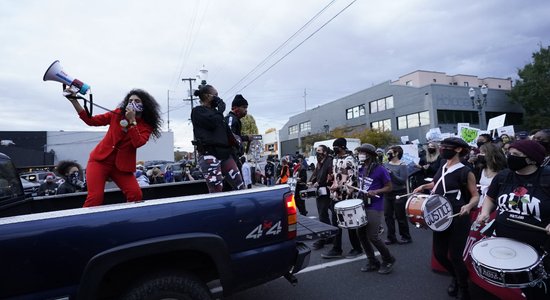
[67,89,162,207]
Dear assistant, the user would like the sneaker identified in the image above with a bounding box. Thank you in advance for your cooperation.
[378,257,396,274]
[345,249,363,259]
[360,259,381,272]
[312,239,325,250]
[321,248,343,259]
[397,238,412,244]
[384,239,397,245]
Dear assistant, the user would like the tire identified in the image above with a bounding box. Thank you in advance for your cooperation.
[121,272,212,300]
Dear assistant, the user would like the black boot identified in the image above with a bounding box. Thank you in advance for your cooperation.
[458,286,470,300]
[447,277,458,297]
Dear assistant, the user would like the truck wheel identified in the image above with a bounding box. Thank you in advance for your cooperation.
[121,272,212,300]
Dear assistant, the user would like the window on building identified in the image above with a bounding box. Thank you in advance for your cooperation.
[371,118,392,132]
[464,82,469,87]
[406,80,413,86]
[436,110,479,124]
[289,125,298,135]
[369,96,394,113]
[299,121,311,132]
[346,104,365,120]
[397,111,430,130]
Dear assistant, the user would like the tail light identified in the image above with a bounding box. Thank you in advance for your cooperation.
[285,192,297,239]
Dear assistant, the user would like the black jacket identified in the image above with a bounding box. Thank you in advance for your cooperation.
[191,106,231,159]
[225,111,250,156]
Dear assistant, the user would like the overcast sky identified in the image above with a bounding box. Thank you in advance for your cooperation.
[1,0,549,152]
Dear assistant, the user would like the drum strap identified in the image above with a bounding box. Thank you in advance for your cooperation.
[431,162,464,196]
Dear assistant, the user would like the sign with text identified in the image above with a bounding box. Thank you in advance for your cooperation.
[487,114,506,131]
[426,128,442,142]
[458,124,481,147]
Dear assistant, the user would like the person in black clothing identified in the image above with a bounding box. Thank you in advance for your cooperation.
[307,145,334,250]
[414,137,479,299]
[293,157,308,216]
[38,173,58,196]
[477,140,550,300]
[191,84,244,193]
[225,95,250,168]
[264,159,275,186]
[56,160,86,194]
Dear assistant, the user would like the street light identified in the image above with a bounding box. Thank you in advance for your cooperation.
[197,65,208,90]
[468,84,488,129]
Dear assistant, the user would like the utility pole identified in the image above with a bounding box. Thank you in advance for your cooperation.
[181,78,197,165]
[167,90,170,131]
[303,88,307,112]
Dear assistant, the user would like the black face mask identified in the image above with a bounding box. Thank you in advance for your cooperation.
[387,153,394,161]
[537,140,550,151]
[477,155,486,166]
[476,141,485,148]
[333,146,341,154]
[507,154,530,171]
[211,96,222,108]
[440,148,457,159]
[427,148,436,154]
[316,153,325,161]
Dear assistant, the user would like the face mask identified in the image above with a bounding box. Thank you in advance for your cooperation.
[69,172,86,189]
[507,154,530,171]
[440,148,457,159]
[316,153,324,161]
[477,155,486,166]
[358,154,367,162]
[537,140,550,151]
[211,96,222,108]
[428,148,436,154]
[476,141,485,148]
[387,152,394,161]
[333,146,341,154]
[129,101,143,112]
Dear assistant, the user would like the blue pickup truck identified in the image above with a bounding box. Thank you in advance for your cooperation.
[0,152,315,300]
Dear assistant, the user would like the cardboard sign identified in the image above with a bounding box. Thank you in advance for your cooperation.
[426,128,442,142]
[487,114,506,131]
[458,125,480,147]
[400,136,409,144]
[401,144,420,165]
[497,125,515,137]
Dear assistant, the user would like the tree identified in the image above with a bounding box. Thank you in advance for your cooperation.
[265,128,277,134]
[352,128,398,148]
[509,45,550,129]
[241,114,259,135]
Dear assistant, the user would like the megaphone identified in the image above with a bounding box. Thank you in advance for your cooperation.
[43,60,90,95]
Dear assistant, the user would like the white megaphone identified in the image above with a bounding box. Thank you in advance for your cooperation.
[43,60,90,95]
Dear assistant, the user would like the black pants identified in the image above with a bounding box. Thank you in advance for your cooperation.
[295,188,308,216]
[330,200,362,251]
[384,190,411,241]
[316,194,332,225]
[433,214,470,288]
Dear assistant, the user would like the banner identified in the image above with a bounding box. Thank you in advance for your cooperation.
[486,114,506,131]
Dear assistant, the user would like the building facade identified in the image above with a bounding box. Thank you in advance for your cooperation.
[279,70,523,155]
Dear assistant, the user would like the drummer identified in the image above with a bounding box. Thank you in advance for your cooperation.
[413,137,479,299]
[476,140,550,299]
[354,143,396,274]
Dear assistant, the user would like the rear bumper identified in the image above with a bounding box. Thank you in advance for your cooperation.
[292,242,311,274]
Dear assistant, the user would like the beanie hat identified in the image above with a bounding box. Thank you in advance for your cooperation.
[333,138,347,149]
[231,94,248,107]
[509,140,546,165]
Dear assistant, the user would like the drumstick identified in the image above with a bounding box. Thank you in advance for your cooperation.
[446,212,461,219]
[346,185,380,198]
[506,218,549,232]
[396,192,416,200]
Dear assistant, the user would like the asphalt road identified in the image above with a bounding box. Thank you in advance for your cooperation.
[226,195,500,300]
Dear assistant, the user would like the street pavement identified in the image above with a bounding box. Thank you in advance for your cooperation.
[227,193,501,300]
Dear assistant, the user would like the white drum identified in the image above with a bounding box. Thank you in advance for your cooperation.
[334,199,367,229]
[470,237,547,288]
[405,194,453,232]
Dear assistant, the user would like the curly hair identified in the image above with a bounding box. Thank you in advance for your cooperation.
[55,160,83,179]
[193,84,216,102]
[119,89,163,139]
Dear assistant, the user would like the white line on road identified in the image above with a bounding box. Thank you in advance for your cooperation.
[298,251,380,274]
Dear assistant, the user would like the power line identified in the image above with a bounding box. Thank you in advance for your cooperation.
[236,0,358,93]
[222,0,337,97]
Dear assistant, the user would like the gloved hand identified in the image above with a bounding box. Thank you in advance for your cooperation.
[217,99,226,114]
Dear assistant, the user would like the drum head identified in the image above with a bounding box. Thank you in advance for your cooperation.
[471,237,539,270]
[335,199,363,209]
[422,195,453,231]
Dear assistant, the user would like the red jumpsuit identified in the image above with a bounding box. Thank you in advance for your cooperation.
[78,109,153,207]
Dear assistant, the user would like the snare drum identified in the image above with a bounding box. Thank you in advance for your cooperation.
[470,237,547,288]
[405,194,453,231]
[334,199,368,229]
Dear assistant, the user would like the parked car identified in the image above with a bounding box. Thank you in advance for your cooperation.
[20,172,50,183]
[20,177,40,197]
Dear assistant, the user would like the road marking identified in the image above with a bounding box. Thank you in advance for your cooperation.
[298,251,380,274]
